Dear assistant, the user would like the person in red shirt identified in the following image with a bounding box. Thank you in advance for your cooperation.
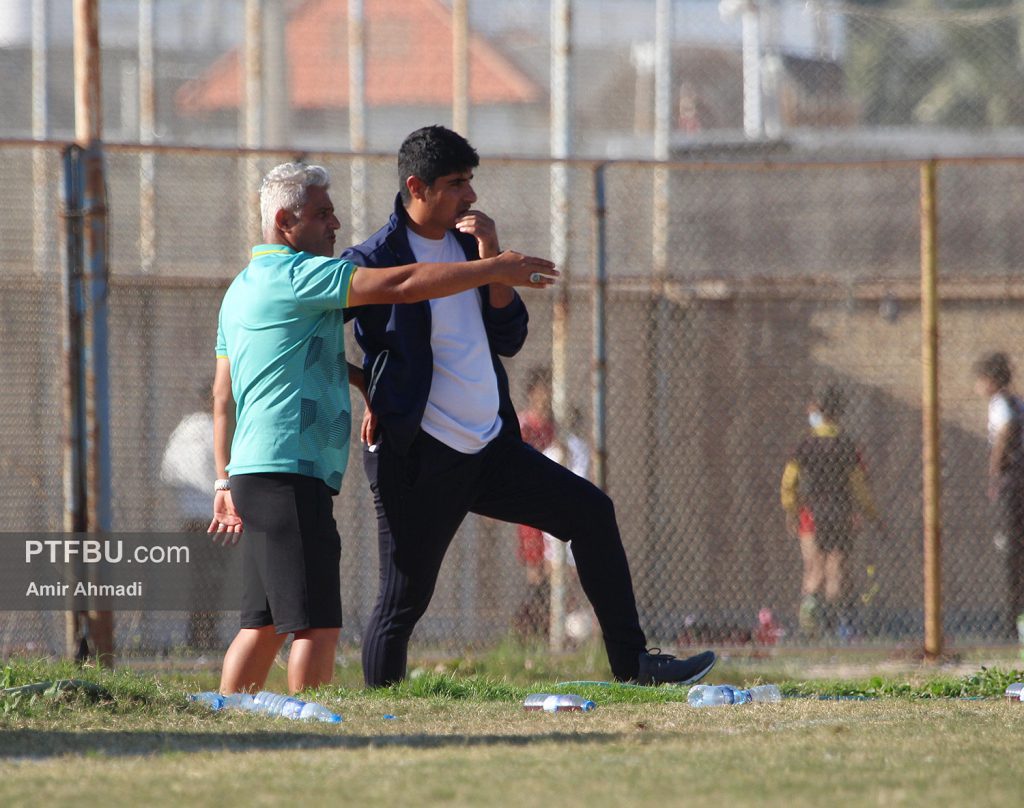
[513,367,556,637]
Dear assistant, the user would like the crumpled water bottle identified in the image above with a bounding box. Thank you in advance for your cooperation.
[253,690,342,722]
[687,684,782,707]
[1004,682,1024,702]
[523,693,596,712]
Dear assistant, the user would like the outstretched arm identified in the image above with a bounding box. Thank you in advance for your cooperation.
[346,251,556,307]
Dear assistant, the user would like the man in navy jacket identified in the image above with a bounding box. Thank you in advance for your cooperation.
[342,125,715,687]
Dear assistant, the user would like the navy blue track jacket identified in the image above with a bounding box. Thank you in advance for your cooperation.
[340,194,529,455]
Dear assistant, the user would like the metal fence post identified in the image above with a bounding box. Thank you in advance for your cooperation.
[62,144,87,658]
[920,158,942,660]
[348,0,367,242]
[242,0,264,247]
[548,0,574,654]
[592,162,608,493]
[138,0,156,272]
[32,0,50,276]
[452,0,469,136]
[73,0,114,665]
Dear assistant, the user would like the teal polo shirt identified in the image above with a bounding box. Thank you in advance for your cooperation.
[216,245,358,491]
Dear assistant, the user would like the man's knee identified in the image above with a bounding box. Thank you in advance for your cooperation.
[293,627,340,644]
[580,484,616,526]
[372,583,437,637]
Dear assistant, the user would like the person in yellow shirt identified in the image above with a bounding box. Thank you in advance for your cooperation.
[781,386,879,639]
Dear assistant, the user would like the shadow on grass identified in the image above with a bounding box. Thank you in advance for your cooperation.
[0,729,628,759]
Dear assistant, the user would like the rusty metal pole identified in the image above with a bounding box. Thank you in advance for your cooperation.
[920,159,942,661]
[348,0,367,242]
[73,0,114,665]
[32,0,49,276]
[263,0,289,148]
[452,0,469,136]
[138,0,156,272]
[243,0,264,246]
[62,144,87,659]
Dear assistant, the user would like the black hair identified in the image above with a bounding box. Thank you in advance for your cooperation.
[398,125,479,203]
[975,351,1013,389]
[814,384,847,420]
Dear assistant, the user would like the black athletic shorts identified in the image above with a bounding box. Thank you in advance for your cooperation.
[812,514,853,554]
[230,473,343,633]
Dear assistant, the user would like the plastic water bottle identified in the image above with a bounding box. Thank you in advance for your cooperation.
[190,691,226,710]
[190,691,257,712]
[749,684,783,703]
[687,684,782,707]
[523,693,596,712]
[1005,682,1024,702]
[253,690,342,723]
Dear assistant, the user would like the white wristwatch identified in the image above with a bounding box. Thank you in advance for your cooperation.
[214,478,231,492]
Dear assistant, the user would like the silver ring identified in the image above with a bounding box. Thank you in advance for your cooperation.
[530,272,543,283]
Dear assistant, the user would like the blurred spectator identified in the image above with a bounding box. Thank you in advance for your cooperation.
[513,370,596,642]
[541,406,597,645]
[513,367,555,637]
[780,385,879,640]
[974,351,1024,637]
[160,380,219,650]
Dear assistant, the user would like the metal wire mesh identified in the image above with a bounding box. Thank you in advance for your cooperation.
[7,2,1024,153]
[5,0,1024,664]
[2,142,1024,663]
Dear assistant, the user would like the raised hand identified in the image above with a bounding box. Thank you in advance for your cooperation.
[455,210,501,258]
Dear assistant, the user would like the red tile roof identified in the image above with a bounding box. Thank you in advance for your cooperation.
[176,0,541,113]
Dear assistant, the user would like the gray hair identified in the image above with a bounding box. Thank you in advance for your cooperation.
[259,162,330,239]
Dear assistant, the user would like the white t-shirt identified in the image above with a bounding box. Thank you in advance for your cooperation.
[406,229,502,454]
[989,394,1014,445]
[160,411,215,521]
[987,393,1019,444]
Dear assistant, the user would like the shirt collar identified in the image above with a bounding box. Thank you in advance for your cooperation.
[251,244,296,258]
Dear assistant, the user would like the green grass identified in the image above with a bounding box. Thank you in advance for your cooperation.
[4,654,1024,807]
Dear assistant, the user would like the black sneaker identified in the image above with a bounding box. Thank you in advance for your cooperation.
[637,648,717,686]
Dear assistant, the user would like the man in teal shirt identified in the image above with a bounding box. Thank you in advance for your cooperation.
[211,163,555,695]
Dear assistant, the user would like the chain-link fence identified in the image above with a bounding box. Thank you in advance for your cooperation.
[2,139,1024,663]
[5,2,1024,155]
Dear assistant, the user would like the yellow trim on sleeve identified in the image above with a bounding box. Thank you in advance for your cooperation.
[341,263,357,308]
[216,354,229,359]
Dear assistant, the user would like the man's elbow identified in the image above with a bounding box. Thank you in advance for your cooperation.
[212,390,233,414]
[495,329,529,357]
[389,280,421,305]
